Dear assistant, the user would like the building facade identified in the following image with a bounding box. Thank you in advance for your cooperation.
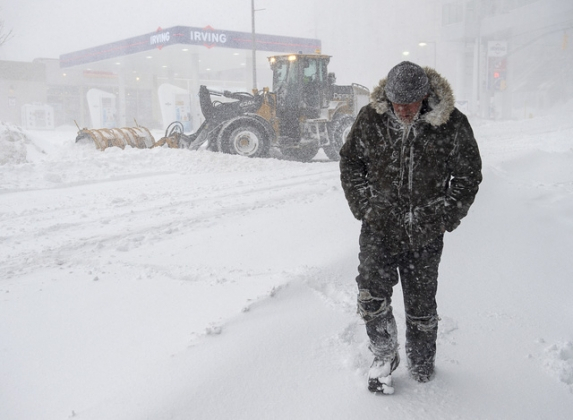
[439,0,573,119]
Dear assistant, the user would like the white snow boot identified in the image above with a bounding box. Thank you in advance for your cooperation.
[367,353,400,394]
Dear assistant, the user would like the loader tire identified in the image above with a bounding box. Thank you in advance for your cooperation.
[221,125,269,158]
[324,116,354,161]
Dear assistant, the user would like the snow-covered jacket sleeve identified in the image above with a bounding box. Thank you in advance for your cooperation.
[443,113,483,232]
[339,107,372,221]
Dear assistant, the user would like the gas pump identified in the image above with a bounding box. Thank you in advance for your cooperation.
[21,103,55,130]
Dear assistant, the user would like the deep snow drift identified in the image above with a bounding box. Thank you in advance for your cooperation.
[1,103,573,420]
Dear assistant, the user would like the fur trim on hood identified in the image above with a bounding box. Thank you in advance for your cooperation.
[370,67,455,127]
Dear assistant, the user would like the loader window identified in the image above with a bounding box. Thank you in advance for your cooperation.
[318,59,327,82]
[303,59,319,83]
[303,59,327,84]
[274,61,288,85]
[302,59,322,117]
[273,60,298,91]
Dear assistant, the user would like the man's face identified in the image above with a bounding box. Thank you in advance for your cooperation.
[391,100,424,124]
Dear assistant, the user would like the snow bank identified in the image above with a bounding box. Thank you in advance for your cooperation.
[0,122,29,165]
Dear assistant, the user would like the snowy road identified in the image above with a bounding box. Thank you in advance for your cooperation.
[2,155,341,279]
[2,108,573,420]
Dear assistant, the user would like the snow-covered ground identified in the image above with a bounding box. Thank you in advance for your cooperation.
[1,103,573,420]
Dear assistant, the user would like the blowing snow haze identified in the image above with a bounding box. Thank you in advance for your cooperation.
[1,1,573,418]
[1,0,572,124]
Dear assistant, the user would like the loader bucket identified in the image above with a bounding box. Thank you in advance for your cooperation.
[75,127,155,151]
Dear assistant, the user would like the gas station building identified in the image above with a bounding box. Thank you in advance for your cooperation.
[0,26,320,131]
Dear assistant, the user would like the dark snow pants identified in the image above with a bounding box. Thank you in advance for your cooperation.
[356,225,443,369]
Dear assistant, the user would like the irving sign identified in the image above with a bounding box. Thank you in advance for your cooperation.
[488,41,508,57]
[150,28,171,50]
[190,26,228,49]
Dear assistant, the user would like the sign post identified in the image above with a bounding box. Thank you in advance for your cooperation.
[488,41,508,91]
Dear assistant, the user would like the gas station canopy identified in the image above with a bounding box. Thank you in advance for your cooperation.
[54,26,321,130]
[60,25,321,68]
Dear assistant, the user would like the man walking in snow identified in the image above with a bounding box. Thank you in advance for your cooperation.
[339,61,482,394]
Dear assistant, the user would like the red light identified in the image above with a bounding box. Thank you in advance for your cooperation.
[493,72,500,78]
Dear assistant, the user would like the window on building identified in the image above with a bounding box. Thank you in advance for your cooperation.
[442,1,464,26]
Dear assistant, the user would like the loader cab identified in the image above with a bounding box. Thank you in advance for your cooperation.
[268,54,331,139]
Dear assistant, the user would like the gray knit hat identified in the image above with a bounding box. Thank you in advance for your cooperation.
[385,61,430,104]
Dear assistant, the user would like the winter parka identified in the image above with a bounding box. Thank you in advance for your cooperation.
[339,67,482,255]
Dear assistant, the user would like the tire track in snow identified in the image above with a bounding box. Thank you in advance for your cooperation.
[1,165,341,278]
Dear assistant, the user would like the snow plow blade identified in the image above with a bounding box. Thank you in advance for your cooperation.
[75,126,156,151]
[75,120,209,151]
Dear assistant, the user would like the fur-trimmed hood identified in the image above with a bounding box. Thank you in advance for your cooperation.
[370,67,455,127]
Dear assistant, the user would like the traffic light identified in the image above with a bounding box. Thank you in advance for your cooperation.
[489,58,507,91]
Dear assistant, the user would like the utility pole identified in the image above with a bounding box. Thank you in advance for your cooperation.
[251,0,265,91]
[251,0,256,90]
